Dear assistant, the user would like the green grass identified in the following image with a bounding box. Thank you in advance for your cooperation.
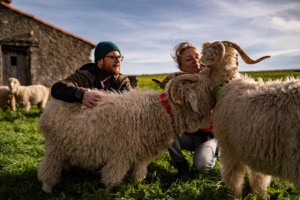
[241,70,300,81]
[0,70,299,200]
[136,74,167,92]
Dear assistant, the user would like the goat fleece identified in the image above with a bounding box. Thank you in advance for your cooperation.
[8,77,50,111]
[199,40,300,199]
[215,75,300,199]
[0,86,15,111]
[37,75,215,193]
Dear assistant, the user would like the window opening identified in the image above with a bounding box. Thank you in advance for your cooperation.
[11,56,17,66]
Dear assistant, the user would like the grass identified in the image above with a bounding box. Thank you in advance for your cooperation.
[0,70,299,200]
[241,70,300,81]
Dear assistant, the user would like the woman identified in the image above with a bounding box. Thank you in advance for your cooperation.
[168,42,218,176]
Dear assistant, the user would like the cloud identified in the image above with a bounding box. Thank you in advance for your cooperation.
[266,48,300,57]
[10,0,300,75]
[270,17,300,32]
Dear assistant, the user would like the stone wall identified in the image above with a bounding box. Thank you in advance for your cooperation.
[0,3,95,87]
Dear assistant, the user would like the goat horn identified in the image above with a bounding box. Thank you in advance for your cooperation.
[151,72,189,89]
[222,41,271,64]
[201,41,225,66]
[168,74,198,105]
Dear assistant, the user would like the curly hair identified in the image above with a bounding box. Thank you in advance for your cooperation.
[171,42,198,70]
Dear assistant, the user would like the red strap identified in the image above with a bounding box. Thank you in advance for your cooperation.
[100,76,111,88]
[199,124,213,132]
[160,93,173,118]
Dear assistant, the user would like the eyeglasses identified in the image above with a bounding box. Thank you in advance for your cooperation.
[105,55,124,61]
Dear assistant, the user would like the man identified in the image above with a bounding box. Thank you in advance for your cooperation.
[51,41,132,107]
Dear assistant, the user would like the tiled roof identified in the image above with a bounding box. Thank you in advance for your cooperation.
[1,2,96,47]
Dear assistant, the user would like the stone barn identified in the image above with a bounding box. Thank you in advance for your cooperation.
[0,0,96,87]
[0,1,138,88]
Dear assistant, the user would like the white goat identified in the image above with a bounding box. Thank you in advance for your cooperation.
[170,40,300,199]
[37,74,215,193]
[0,86,16,111]
[8,77,50,111]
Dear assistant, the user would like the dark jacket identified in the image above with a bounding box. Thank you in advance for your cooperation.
[51,63,132,102]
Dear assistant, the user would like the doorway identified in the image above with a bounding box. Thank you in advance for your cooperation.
[1,45,30,86]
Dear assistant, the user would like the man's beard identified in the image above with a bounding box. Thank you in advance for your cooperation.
[102,61,120,75]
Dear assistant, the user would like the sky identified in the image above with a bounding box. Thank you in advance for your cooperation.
[9,0,300,75]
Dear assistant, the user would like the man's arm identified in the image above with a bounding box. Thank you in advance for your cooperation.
[51,73,89,103]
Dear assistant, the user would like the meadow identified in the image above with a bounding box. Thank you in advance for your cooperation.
[0,70,300,200]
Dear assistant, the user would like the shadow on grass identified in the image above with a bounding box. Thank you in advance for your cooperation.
[0,108,43,122]
[0,163,177,200]
[0,167,110,200]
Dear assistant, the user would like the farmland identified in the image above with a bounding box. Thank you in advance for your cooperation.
[0,70,299,200]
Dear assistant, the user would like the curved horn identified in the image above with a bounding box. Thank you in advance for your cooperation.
[201,41,225,66]
[151,72,188,89]
[222,41,271,64]
[168,74,198,105]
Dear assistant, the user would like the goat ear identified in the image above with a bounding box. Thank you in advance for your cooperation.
[186,90,199,112]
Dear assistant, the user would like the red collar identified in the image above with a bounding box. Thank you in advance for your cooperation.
[160,93,173,118]
[199,124,213,132]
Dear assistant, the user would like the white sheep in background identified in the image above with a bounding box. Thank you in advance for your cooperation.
[171,40,300,199]
[0,86,16,111]
[37,74,215,193]
[8,77,50,111]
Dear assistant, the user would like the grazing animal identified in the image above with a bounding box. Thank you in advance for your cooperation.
[170,40,300,199]
[37,74,215,193]
[0,86,15,111]
[8,77,50,111]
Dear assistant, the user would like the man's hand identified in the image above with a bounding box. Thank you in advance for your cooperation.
[82,90,103,108]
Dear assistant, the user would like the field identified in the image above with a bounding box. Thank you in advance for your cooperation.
[0,70,300,200]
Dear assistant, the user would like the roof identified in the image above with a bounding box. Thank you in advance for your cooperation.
[1,2,96,47]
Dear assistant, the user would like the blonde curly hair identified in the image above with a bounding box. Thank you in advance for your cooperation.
[171,42,198,70]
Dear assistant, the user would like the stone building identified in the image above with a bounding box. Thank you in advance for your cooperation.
[0,1,96,87]
[0,1,138,88]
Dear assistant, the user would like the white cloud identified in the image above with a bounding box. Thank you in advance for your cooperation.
[270,17,300,32]
[266,48,300,57]
[10,0,300,74]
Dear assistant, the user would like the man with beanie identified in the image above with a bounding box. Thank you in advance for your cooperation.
[51,41,132,107]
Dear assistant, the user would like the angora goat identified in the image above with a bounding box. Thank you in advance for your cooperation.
[37,74,215,193]
[179,40,299,199]
[0,86,15,111]
[8,77,50,111]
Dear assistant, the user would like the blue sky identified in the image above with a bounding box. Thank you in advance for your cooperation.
[11,0,300,75]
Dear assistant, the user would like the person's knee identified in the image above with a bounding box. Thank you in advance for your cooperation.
[194,156,216,171]
[193,146,217,171]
